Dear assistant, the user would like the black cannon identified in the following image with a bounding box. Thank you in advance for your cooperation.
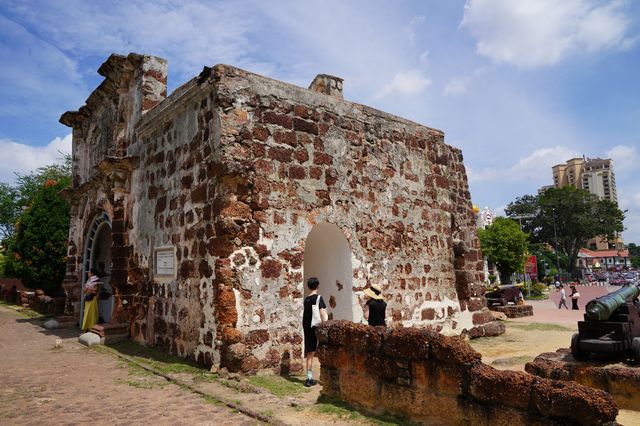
[571,284,640,361]
[485,284,524,306]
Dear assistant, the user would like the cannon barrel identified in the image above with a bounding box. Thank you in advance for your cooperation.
[585,285,640,321]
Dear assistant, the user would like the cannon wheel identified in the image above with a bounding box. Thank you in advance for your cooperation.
[571,333,588,361]
[632,338,640,363]
[513,296,520,305]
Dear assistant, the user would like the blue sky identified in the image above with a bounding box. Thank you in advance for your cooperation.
[1,0,639,243]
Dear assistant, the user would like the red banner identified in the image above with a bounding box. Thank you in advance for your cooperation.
[524,255,537,278]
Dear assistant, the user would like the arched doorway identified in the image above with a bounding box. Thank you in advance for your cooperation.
[81,212,113,324]
[303,222,353,320]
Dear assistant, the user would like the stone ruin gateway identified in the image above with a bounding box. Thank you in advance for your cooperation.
[60,52,501,373]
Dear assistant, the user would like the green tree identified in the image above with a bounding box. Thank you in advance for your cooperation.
[1,155,71,294]
[0,155,71,242]
[507,186,625,276]
[629,243,640,268]
[478,217,529,284]
[4,180,70,295]
[504,194,539,238]
[0,248,5,277]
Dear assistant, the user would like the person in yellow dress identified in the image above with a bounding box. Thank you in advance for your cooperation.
[81,268,100,331]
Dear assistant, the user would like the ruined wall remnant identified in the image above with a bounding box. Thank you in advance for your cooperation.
[527,349,640,411]
[60,52,500,372]
[317,321,618,425]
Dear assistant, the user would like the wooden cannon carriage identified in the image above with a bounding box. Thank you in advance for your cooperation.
[571,284,640,361]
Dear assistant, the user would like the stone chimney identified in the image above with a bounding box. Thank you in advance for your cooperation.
[309,74,343,99]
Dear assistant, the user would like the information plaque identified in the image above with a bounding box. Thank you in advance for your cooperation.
[155,247,175,276]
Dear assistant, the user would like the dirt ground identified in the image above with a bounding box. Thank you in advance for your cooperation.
[0,306,259,425]
[469,294,640,426]
[3,291,640,425]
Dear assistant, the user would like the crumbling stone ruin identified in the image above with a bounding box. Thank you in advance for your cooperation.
[527,349,640,411]
[317,321,618,425]
[60,52,500,372]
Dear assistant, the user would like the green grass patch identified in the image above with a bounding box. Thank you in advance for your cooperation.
[115,377,167,389]
[106,340,204,375]
[200,394,223,406]
[192,370,219,383]
[508,322,574,332]
[247,374,310,398]
[524,294,549,300]
[0,301,49,319]
[314,396,410,425]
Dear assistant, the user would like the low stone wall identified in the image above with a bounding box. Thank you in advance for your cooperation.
[526,349,640,411]
[18,290,66,316]
[317,321,617,425]
[488,304,533,318]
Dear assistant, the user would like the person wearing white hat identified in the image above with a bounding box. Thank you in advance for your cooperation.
[363,283,386,326]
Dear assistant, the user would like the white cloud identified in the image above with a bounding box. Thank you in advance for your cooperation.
[375,70,432,99]
[461,0,634,69]
[468,146,579,184]
[0,15,86,119]
[3,0,259,81]
[0,134,72,183]
[508,146,580,181]
[606,144,639,172]
[443,77,469,96]
[419,50,430,64]
[467,167,498,183]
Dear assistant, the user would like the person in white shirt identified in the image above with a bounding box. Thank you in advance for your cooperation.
[558,284,568,309]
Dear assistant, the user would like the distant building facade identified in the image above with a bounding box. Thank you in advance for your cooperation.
[551,156,622,250]
[552,156,617,203]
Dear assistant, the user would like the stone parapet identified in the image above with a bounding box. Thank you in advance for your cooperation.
[317,320,617,425]
[488,304,534,318]
[526,349,640,411]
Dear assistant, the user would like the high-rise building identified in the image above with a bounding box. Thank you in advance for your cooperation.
[552,156,617,203]
[551,156,621,249]
[582,158,617,203]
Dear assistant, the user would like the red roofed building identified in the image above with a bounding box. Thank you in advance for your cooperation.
[578,248,630,271]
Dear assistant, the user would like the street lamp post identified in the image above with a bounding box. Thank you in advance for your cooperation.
[552,207,561,277]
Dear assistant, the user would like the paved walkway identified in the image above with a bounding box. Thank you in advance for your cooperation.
[513,285,614,326]
[0,306,259,425]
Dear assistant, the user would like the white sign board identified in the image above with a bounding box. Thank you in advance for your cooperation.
[155,247,175,276]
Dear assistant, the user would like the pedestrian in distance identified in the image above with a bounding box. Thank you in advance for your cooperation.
[363,283,387,326]
[302,277,327,387]
[558,284,569,309]
[570,285,580,310]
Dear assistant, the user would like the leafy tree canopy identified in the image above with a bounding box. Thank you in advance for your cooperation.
[506,186,625,275]
[629,243,640,268]
[0,155,70,241]
[1,155,71,295]
[478,217,529,284]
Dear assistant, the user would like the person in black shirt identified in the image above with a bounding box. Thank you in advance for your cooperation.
[363,283,386,326]
[302,277,327,387]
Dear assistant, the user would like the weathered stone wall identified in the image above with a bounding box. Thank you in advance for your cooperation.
[60,53,166,319]
[489,304,534,318]
[526,349,640,411]
[62,53,498,372]
[318,321,617,425]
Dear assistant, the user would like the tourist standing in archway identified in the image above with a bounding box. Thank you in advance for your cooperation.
[302,277,327,387]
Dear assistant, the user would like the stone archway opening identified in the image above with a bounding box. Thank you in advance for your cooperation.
[81,212,113,324]
[303,222,353,321]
